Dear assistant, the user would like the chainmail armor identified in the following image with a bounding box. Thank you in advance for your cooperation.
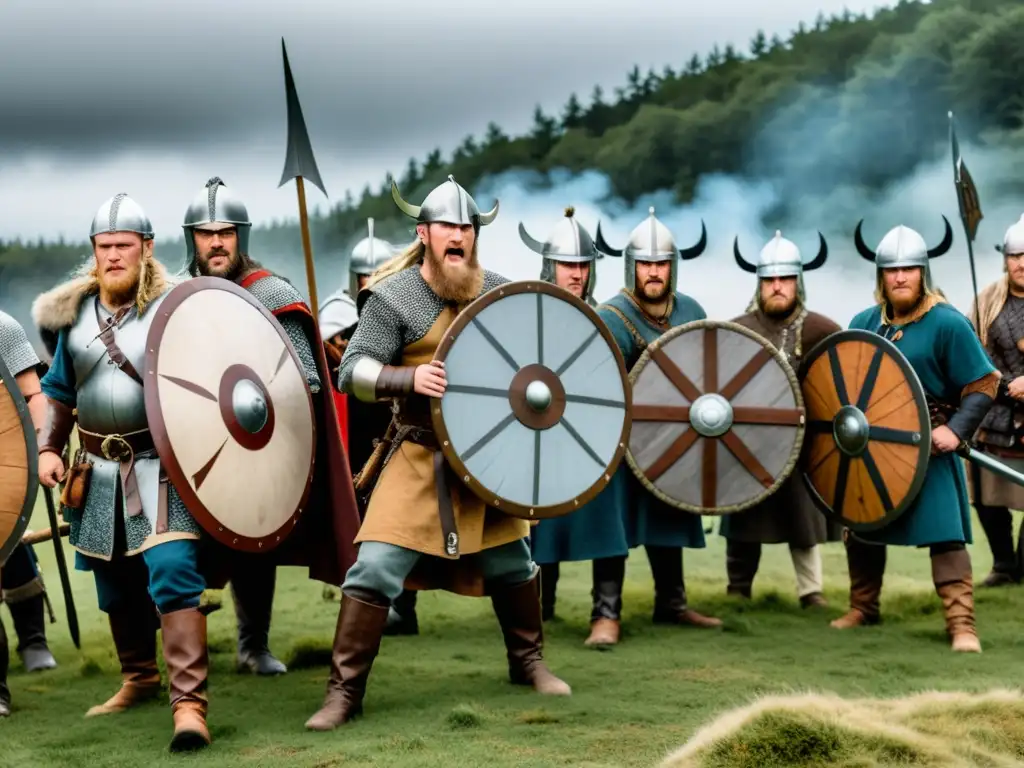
[244,273,322,393]
[338,266,507,390]
[978,294,1024,444]
[207,177,222,219]
[108,193,126,232]
[0,310,41,376]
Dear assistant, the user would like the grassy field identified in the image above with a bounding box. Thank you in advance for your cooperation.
[1,499,1022,768]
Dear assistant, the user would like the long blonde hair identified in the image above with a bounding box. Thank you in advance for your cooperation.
[366,239,424,290]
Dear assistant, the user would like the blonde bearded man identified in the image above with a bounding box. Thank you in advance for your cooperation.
[32,195,212,750]
[305,175,570,732]
[967,214,1024,586]
[833,218,998,653]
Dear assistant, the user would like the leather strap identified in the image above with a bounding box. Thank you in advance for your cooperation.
[376,365,417,397]
[157,470,169,534]
[94,302,144,386]
[432,450,460,557]
[78,428,155,519]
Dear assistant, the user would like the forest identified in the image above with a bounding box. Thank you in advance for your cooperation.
[2,0,1023,303]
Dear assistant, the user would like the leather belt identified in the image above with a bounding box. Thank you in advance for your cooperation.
[78,427,167,529]
[398,424,459,557]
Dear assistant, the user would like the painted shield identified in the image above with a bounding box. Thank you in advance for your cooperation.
[627,320,805,514]
[0,355,38,565]
[145,277,316,552]
[431,281,631,519]
[799,329,930,531]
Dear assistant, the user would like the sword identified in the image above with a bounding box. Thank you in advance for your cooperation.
[958,444,1024,489]
[278,38,329,319]
[42,486,80,649]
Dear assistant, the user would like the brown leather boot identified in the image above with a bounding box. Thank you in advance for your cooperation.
[86,609,162,717]
[161,608,211,752]
[831,534,885,629]
[932,548,981,653]
[584,618,620,647]
[491,573,570,695]
[305,590,390,731]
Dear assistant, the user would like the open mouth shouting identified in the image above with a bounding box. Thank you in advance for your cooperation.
[445,247,465,263]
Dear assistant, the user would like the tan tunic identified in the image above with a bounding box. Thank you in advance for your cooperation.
[355,307,530,558]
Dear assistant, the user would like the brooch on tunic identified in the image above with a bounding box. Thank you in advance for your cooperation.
[892,330,903,342]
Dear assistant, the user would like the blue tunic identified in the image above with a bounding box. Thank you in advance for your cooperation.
[531,289,707,564]
[849,302,996,547]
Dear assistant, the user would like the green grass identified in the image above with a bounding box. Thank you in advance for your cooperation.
[1,502,1022,767]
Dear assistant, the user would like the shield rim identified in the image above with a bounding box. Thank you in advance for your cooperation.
[144,276,317,552]
[625,318,806,515]
[0,354,39,566]
[430,280,633,520]
[797,328,931,532]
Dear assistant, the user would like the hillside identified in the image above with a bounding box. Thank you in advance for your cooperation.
[3,0,1024,329]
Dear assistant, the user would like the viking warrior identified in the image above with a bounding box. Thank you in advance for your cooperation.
[539,208,720,648]
[319,220,415,635]
[723,231,842,606]
[305,174,570,732]
[0,310,55,715]
[966,213,1024,586]
[31,194,213,748]
[835,218,997,652]
[182,176,362,666]
[520,207,607,620]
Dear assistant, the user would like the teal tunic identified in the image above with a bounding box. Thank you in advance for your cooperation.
[849,302,996,547]
[531,289,707,564]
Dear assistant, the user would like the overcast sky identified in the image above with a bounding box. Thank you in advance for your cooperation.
[0,0,896,243]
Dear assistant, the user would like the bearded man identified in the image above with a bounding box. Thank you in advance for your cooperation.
[966,213,1024,587]
[552,208,721,649]
[0,310,55,715]
[319,220,415,636]
[31,194,212,749]
[305,175,570,732]
[518,207,608,623]
[0,310,59,676]
[723,231,842,606]
[181,177,361,669]
[834,219,998,653]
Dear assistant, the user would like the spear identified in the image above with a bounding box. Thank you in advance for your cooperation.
[948,111,984,330]
[278,38,329,317]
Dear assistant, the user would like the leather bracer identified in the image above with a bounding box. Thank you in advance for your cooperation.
[37,397,75,455]
[946,392,994,443]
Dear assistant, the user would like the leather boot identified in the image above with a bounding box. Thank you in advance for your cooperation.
[585,557,624,647]
[86,608,162,717]
[161,608,211,751]
[725,539,760,599]
[0,617,10,717]
[305,590,390,731]
[976,504,1018,586]
[383,589,419,636]
[831,534,885,628]
[8,592,57,672]
[232,569,287,675]
[540,563,559,622]
[647,546,722,628]
[932,548,981,653]
[490,573,571,695]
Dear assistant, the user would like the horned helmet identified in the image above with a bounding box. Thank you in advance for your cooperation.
[391,174,498,229]
[854,217,953,298]
[519,206,604,304]
[733,230,828,308]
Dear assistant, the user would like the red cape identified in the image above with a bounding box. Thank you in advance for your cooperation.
[241,270,360,586]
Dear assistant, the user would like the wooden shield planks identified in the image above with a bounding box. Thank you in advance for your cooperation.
[627,320,805,514]
[800,329,930,531]
[145,277,316,552]
[0,355,38,566]
[432,281,631,520]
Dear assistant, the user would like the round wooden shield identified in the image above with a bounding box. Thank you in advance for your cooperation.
[431,280,631,519]
[626,320,805,514]
[798,329,930,531]
[0,355,38,566]
[145,277,316,552]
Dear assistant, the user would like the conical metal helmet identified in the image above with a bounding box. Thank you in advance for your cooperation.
[1000,213,1024,256]
[521,206,602,303]
[348,218,396,296]
[391,174,498,227]
[89,193,154,240]
[734,230,828,303]
[182,177,252,261]
[854,217,953,293]
[594,207,707,293]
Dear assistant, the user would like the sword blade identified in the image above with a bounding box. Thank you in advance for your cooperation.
[961,445,1024,489]
[42,487,80,649]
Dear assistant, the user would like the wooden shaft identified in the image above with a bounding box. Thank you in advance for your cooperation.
[295,176,320,318]
[22,522,70,546]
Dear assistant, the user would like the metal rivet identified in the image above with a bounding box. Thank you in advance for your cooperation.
[444,441,449,446]
[218,527,224,532]
[464,475,470,482]
[529,509,534,516]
